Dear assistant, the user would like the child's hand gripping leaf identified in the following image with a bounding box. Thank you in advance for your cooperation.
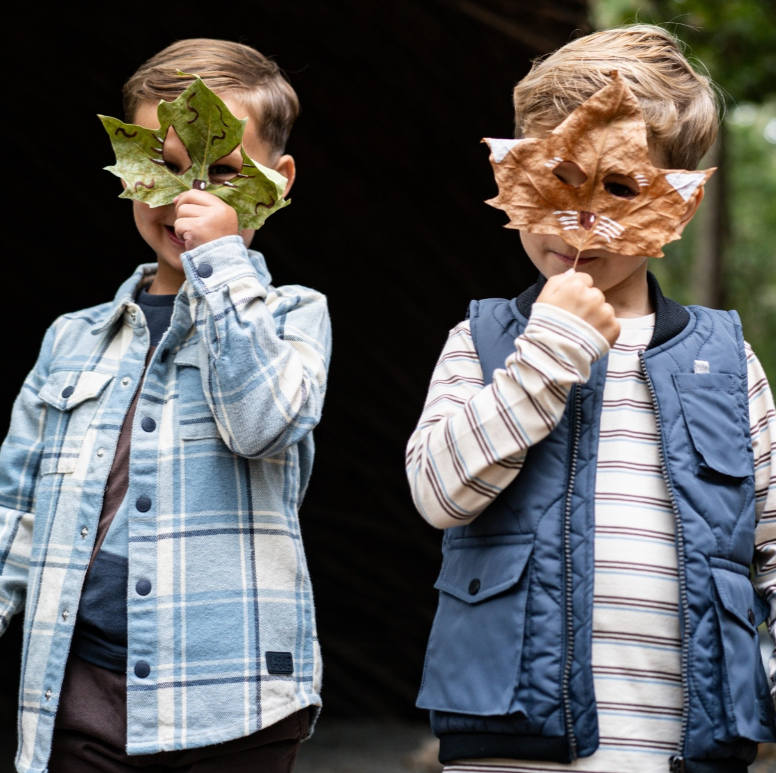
[483,71,715,259]
[99,73,288,230]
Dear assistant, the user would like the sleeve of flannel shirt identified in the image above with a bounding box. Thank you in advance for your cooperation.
[0,322,56,634]
[181,236,332,459]
[746,343,776,700]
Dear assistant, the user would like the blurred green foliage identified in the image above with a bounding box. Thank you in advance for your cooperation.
[591,0,776,381]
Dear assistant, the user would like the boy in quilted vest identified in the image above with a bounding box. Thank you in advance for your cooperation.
[407,25,775,773]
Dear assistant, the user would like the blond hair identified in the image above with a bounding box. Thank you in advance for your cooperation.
[513,25,721,170]
[124,39,299,157]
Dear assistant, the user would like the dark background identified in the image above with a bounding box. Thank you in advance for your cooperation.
[2,0,586,762]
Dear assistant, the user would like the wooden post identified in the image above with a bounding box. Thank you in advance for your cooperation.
[692,135,727,309]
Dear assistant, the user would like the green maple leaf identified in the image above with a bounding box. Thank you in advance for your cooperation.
[99,73,288,230]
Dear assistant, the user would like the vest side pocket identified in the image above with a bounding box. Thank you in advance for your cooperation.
[674,374,752,482]
[417,537,533,716]
[710,563,776,743]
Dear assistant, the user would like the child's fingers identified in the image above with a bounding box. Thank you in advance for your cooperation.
[175,204,210,219]
[175,188,219,206]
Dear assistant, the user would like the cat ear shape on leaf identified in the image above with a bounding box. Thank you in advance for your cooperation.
[98,73,288,230]
[483,71,714,258]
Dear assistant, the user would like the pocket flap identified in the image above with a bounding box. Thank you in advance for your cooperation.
[435,539,533,604]
[39,371,113,411]
[174,346,200,368]
[674,373,752,480]
[711,565,757,631]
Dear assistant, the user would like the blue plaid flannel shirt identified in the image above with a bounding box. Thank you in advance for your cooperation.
[0,236,331,772]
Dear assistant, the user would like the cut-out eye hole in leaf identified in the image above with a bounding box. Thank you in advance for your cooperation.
[98,73,289,230]
[483,71,715,261]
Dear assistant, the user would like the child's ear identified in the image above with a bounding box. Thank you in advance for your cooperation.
[274,155,296,197]
[675,186,704,236]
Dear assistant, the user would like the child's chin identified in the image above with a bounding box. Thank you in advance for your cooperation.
[157,251,185,272]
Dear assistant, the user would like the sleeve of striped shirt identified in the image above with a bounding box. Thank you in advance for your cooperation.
[0,321,57,634]
[747,343,776,692]
[405,302,610,529]
[182,236,332,459]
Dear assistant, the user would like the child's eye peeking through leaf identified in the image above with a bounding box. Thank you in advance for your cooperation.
[99,73,289,231]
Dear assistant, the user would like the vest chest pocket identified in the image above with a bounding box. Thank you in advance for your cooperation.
[417,537,533,716]
[710,564,775,742]
[38,371,114,474]
[174,347,220,441]
[674,374,753,482]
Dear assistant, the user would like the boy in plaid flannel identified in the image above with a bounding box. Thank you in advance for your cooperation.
[0,39,330,772]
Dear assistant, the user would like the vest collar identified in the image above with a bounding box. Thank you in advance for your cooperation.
[515,271,690,351]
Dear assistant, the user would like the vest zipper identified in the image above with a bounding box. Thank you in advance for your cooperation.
[561,384,582,760]
[639,352,690,767]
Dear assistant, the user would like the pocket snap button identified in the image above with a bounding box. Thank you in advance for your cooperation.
[468,578,481,595]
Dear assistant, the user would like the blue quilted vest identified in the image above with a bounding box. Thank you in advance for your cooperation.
[417,275,775,772]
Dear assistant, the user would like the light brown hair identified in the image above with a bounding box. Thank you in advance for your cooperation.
[124,39,299,157]
[513,25,721,170]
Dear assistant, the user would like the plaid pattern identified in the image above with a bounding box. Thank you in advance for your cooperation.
[0,236,331,772]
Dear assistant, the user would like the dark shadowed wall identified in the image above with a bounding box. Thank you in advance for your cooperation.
[1,0,587,760]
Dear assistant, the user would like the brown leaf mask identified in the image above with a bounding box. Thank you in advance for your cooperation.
[484,71,715,258]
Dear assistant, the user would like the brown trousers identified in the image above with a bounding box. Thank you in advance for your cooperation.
[50,656,309,772]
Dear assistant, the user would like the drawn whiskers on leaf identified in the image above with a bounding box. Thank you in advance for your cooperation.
[554,210,580,231]
[634,173,650,188]
[593,215,625,243]
[545,156,564,169]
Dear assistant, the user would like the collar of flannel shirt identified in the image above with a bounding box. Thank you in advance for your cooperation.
[92,249,274,337]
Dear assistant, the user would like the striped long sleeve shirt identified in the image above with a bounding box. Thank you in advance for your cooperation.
[406,303,776,773]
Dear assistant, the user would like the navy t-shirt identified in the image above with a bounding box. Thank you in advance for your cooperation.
[136,286,176,347]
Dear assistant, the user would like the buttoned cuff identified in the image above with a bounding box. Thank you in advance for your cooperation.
[182,236,267,298]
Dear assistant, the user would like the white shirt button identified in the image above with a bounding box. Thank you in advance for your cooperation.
[62,609,69,621]
[45,689,52,701]
[121,377,131,387]
[96,448,105,459]
[80,527,89,539]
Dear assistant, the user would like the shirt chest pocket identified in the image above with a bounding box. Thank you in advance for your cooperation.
[674,373,753,483]
[174,347,220,441]
[38,371,114,474]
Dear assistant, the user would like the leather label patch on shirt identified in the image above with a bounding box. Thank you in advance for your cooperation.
[266,651,294,675]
